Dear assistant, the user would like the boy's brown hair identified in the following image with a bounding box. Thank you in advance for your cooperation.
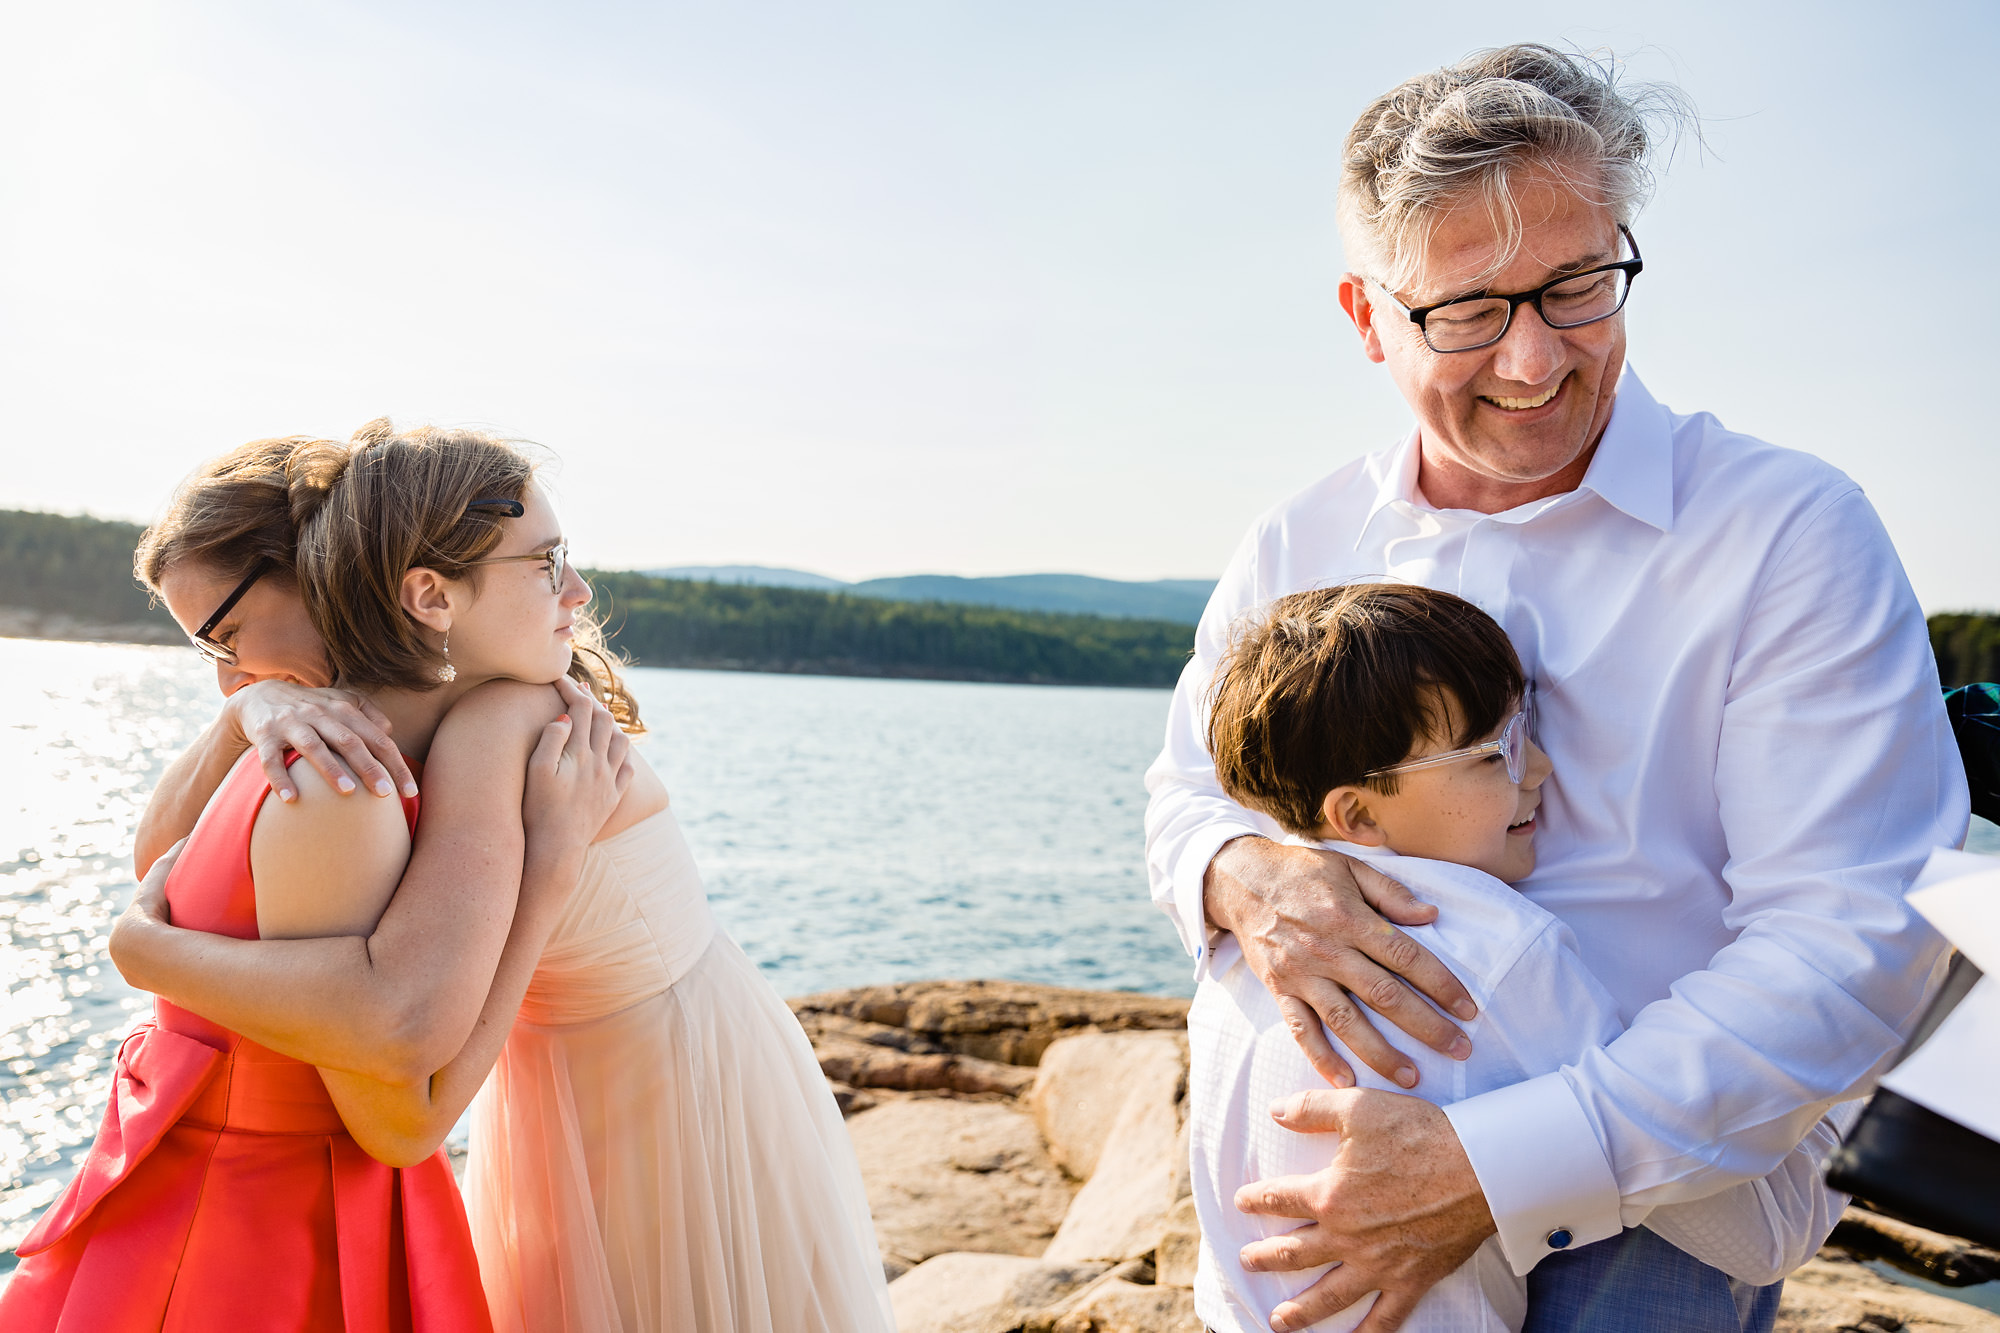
[1206,582,1525,836]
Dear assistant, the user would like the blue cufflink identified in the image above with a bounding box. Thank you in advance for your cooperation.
[1546,1228,1574,1250]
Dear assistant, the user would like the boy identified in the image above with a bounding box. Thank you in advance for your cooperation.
[1189,583,1850,1333]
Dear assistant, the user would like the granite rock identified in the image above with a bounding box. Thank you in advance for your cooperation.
[1043,1277,1201,1333]
[888,1253,1112,1333]
[846,1097,1076,1271]
[1030,1031,1188,1182]
[1776,1253,2000,1332]
[1042,1036,1190,1265]
[1154,1195,1201,1289]
[794,979,1191,1067]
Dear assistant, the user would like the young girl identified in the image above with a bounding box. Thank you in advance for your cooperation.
[105,423,894,1332]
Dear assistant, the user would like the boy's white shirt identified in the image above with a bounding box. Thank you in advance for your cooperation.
[1189,839,1853,1333]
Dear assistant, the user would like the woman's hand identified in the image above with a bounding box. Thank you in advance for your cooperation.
[109,837,185,987]
[227,681,418,804]
[522,676,634,860]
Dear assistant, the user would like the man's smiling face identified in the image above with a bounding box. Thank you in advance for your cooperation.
[1340,165,1629,514]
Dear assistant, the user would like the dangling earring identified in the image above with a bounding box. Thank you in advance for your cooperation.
[437,630,457,683]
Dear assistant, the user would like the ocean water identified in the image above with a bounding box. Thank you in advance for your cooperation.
[3,636,1998,1278]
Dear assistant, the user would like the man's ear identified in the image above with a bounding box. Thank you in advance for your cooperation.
[1337,272,1388,365]
[1321,785,1389,846]
[400,567,454,633]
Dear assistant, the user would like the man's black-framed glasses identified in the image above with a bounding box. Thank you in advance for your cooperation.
[190,557,274,666]
[1384,226,1643,354]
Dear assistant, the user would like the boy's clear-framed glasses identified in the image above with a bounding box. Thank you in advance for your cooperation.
[1376,226,1643,354]
[465,542,568,594]
[189,557,274,666]
[1366,702,1534,785]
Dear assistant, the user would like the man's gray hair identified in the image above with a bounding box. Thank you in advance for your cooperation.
[1338,44,1694,293]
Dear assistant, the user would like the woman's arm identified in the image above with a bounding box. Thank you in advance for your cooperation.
[315,698,633,1166]
[135,681,415,876]
[110,676,604,1083]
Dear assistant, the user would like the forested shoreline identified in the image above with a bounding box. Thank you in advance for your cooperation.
[3,509,1194,687]
[6,507,1998,690]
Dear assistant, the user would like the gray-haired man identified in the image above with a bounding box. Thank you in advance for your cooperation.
[1145,45,1968,1333]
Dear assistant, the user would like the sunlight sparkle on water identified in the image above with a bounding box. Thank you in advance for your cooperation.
[0,640,217,1259]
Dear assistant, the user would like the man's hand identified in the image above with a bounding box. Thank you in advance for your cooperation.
[227,681,417,804]
[1236,1089,1494,1333]
[1205,836,1475,1088]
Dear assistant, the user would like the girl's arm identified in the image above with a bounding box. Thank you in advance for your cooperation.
[313,695,634,1165]
[135,681,415,876]
[110,676,606,1084]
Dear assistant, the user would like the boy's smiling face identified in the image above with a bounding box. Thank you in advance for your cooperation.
[1321,690,1552,882]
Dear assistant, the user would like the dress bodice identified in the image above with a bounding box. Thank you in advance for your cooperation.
[518,806,717,1027]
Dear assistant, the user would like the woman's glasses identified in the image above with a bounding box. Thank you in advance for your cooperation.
[188,558,274,666]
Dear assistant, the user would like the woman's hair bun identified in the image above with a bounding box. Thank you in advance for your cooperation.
[349,416,397,448]
[285,437,356,529]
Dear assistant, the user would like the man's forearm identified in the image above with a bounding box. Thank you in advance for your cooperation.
[135,712,247,876]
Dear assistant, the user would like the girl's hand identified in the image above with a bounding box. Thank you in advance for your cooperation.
[523,676,634,856]
[228,681,418,804]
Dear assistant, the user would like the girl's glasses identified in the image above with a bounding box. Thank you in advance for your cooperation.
[1366,705,1533,785]
[465,542,568,594]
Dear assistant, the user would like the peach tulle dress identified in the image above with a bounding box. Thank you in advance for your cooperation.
[0,754,490,1333]
[463,805,894,1333]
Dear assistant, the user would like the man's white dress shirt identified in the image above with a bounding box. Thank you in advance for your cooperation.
[1146,367,1970,1274]
[1190,843,1854,1333]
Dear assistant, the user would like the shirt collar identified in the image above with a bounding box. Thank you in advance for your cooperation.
[1353,363,1674,547]
[1356,425,1425,541]
[1574,365,1674,533]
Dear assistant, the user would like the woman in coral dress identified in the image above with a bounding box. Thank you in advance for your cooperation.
[1,434,633,1331]
[100,423,894,1332]
[1,756,490,1331]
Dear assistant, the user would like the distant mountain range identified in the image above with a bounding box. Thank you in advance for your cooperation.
[642,566,1218,625]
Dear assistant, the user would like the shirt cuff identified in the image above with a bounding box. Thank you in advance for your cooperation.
[1171,819,1264,981]
[1443,1072,1623,1276]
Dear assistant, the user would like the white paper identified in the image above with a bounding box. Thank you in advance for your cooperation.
[1907,848,2000,975]
[1880,974,2000,1143]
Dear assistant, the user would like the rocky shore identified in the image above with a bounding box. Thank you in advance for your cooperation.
[788,979,2000,1333]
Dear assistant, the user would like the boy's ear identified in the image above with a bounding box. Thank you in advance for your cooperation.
[1322,785,1389,847]
[400,567,454,633]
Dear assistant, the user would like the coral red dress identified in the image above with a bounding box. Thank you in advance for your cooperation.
[0,753,492,1333]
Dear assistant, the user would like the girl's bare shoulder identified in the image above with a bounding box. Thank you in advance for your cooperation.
[441,678,566,727]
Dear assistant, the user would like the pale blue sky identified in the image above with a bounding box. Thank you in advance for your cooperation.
[2,1,1994,610]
